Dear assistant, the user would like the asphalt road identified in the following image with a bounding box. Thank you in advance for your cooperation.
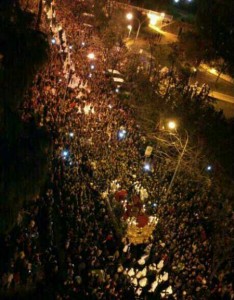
[190,69,234,118]
[191,69,234,98]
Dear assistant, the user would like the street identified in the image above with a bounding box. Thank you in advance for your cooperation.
[190,68,234,118]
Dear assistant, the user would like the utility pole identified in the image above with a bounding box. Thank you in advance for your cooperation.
[164,131,189,200]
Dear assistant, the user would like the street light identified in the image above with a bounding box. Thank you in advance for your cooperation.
[164,128,189,200]
[126,12,149,40]
[126,13,133,21]
[167,121,177,130]
[87,52,95,60]
[127,24,132,38]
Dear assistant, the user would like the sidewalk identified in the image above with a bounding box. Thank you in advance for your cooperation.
[190,69,234,103]
[200,64,234,85]
[209,91,234,104]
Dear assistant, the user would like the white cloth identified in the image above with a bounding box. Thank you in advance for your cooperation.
[139,277,147,287]
[162,272,169,282]
[128,268,135,277]
[157,260,164,271]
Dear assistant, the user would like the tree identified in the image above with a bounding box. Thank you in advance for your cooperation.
[196,0,234,73]
[132,0,171,11]
[0,0,50,233]
[100,10,128,68]
[178,31,215,67]
[35,0,43,30]
[93,0,109,31]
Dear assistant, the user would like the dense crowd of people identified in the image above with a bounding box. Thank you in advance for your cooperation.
[0,0,233,299]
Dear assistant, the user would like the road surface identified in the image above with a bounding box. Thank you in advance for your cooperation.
[190,68,234,118]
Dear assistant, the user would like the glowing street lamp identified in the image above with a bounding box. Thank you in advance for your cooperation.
[126,13,133,21]
[127,24,132,37]
[126,12,148,40]
[168,121,177,130]
[87,52,95,60]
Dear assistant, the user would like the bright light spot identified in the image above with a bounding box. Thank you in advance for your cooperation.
[206,165,212,171]
[51,38,56,44]
[148,13,158,26]
[69,162,73,166]
[118,131,124,139]
[69,45,73,49]
[89,73,92,78]
[210,68,217,74]
[81,42,85,46]
[115,88,120,93]
[69,132,74,137]
[143,163,151,171]
[87,53,95,60]
[108,104,112,109]
[62,150,68,157]
[126,13,133,20]
[127,25,132,31]
[118,129,127,140]
[161,13,165,18]
[174,0,180,3]
[153,203,157,207]
[168,121,177,130]
[90,64,95,70]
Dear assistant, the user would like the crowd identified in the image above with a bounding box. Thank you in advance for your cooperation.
[0,0,233,299]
